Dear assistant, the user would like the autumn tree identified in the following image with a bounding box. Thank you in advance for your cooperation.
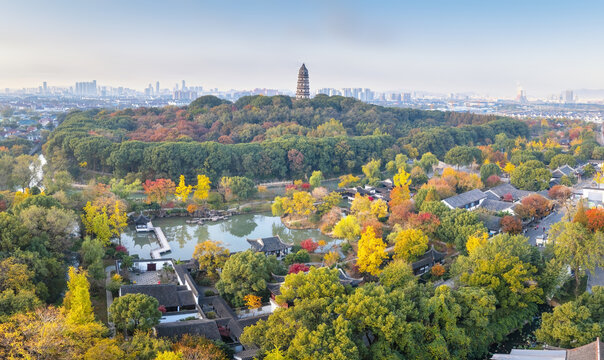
[244,294,262,310]
[549,221,604,295]
[356,226,387,276]
[174,175,192,202]
[193,174,211,203]
[586,208,604,232]
[338,174,360,188]
[514,194,552,220]
[282,191,316,217]
[535,286,604,348]
[323,251,340,266]
[548,185,572,204]
[391,227,429,262]
[309,170,323,188]
[300,239,318,253]
[501,215,522,234]
[362,159,382,186]
[109,201,128,242]
[288,263,310,274]
[332,216,361,242]
[431,263,445,277]
[192,240,230,281]
[465,232,488,255]
[143,178,176,206]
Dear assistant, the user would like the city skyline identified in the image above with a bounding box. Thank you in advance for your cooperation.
[1,1,604,97]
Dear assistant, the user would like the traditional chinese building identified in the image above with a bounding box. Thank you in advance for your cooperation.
[296,64,310,99]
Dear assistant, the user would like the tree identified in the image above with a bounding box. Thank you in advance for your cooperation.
[338,174,360,188]
[155,351,183,360]
[586,208,604,232]
[283,191,316,217]
[316,191,341,215]
[332,216,361,242]
[388,186,411,207]
[379,260,415,289]
[444,146,481,167]
[84,339,125,360]
[393,166,411,188]
[370,199,388,219]
[244,294,262,309]
[19,204,77,253]
[485,174,502,187]
[480,163,502,183]
[288,263,310,274]
[109,201,128,242]
[362,159,381,186]
[276,267,344,305]
[108,178,141,199]
[309,170,323,188]
[431,263,445,277]
[410,166,428,186]
[228,176,257,199]
[272,196,285,216]
[510,160,551,191]
[501,215,522,234]
[64,267,96,326]
[465,232,488,255]
[549,185,572,203]
[417,152,439,173]
[549,154,577,170]
[193,174,211,202]
[192,240,230,281]
[215,250,279,307]
[109,293,161,337]
[119,330,171,360]
[284,249,310,266]
[174,175,192,202]
[535,286,604,348]
[356,226,387,276]
[549,221,604,295]
[300,239,318,253]
[323,251,340,266]
[0,258,41,318]
[514,194,552,220]
[502,162,515,176]
[392,228,429,262]
[143,179,176,206]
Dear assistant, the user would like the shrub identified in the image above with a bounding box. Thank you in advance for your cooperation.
[431,263,445,277]
[204,290,216,297]
[288,263,310,274]
[300,238,318,253]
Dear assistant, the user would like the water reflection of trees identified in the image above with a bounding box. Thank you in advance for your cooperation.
[194,225,210,243]
[170,224,193,249]
[219,214,257,238]
[272,222,293,242]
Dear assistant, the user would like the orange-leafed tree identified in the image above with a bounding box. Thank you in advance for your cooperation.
[548,185,572,203]
[586,208,604,232]
[243,294,262,310]
[143,179,176,206]
[501,215,522,234]
[430,263,445,277]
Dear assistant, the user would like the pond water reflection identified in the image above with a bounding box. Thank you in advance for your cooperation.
[120,212,337,261]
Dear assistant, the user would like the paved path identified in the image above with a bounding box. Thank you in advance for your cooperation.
[524,209,565,246]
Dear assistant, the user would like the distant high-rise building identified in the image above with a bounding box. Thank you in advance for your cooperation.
[403,93,411,102]
[42,81,47,94]
[516,87,527,103]
[296,64,310,99]
[564,90,574,103]
[74,80,97,96]
[182,80,186,91]
[156,81,160,94]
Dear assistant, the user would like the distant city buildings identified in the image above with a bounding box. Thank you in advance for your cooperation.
[75,80,97,96]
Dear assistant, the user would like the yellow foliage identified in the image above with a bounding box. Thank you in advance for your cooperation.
[466,232,489,255]
[283,191,316,216]
[109,201,128,238]
[393,228,429,262]
[323,251,340,266]
[12,188,31,206]
[317,240,326,247]
[193,174,211,202]
[257,185,267,193]
[243,294,262,310]
[338,174,360,188]
[503,162,516,174]
[370,199,388,218]
[595,171,604,185]
[79,161,88,168]
[357,226,387,276]
[174,175,192,202]
[393,167,411,188]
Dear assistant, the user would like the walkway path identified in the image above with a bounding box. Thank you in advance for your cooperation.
[150,226,171,259]
[105,265,116,336]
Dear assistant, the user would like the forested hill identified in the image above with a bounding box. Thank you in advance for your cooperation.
[44,95,528,182]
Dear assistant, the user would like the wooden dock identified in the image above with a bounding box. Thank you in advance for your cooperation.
[150,226,171,259]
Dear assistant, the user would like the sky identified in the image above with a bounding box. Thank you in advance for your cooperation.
[0,0,603,97]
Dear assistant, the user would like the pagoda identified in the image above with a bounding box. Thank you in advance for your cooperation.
[296,64,310,99]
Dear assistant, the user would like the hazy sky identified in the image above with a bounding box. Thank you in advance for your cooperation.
[1,0,603,97]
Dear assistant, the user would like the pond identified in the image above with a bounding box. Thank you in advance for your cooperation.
[120,212,337,261]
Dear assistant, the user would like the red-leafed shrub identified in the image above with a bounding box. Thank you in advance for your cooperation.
[158,305,167,313]
[485,175,502,188]
[288,263,310,274]
[300,238,318,253]
[115,245,128,254]
[502,193,514,202]
[301,183,311,190]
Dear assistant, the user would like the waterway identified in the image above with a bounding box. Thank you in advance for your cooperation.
[120,212,336,261]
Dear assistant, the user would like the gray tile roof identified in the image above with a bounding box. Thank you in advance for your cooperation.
[120,284,195,308]
[442,189,486,208]
[478,214,502,232]
[247,236,292,253]
[566,337,604,360]
[485,183,531,201]
[155,319,221,340]
[411,246,446,271]
[480,198,515,212]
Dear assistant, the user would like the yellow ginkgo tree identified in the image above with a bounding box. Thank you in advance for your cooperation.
[174,175,192,202]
